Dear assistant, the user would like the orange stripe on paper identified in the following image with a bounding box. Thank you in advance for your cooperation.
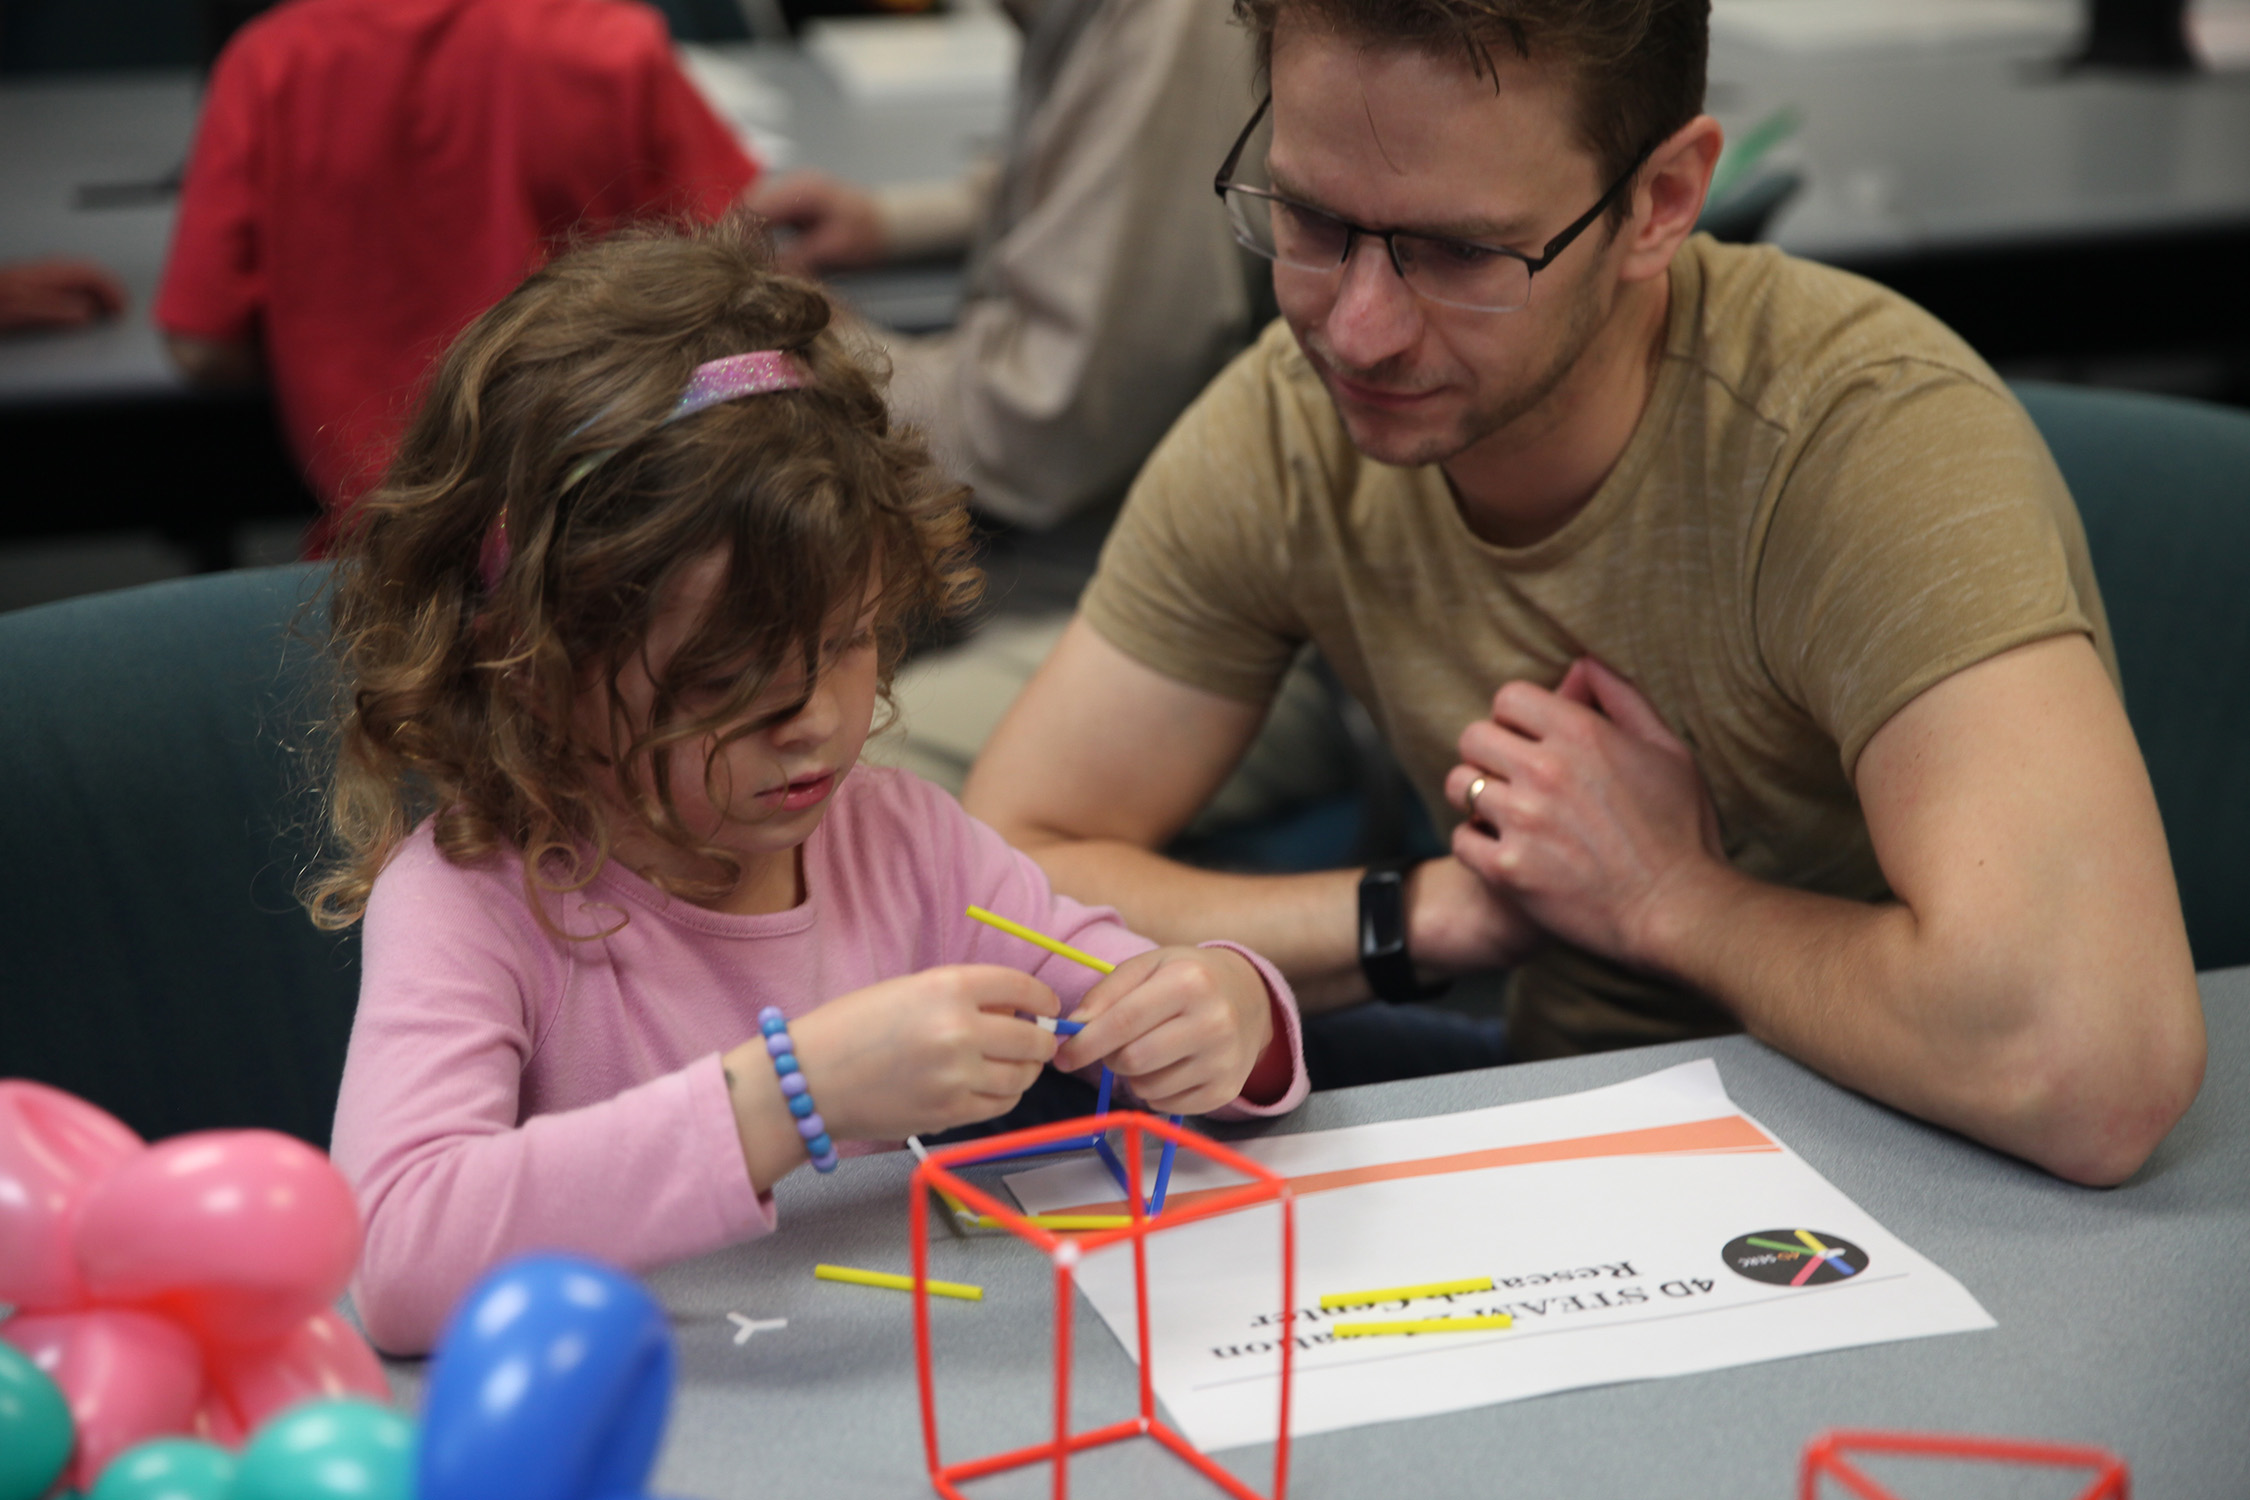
[1046,1114,1778,1219]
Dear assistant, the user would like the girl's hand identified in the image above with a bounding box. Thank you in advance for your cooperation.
[722,967,1060,1188]
[1054,948,1279,1116]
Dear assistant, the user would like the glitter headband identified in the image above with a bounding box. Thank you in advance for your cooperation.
[479,350,812,592]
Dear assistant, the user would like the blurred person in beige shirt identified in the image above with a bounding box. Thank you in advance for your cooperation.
[755,0,1357,806]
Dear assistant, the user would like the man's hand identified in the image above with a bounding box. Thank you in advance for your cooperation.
[1443,657,1722,964]
[1441,638,2201,1186]
[746,171,888,276]
[0,259,126,333]
[1056,947,1279,1115]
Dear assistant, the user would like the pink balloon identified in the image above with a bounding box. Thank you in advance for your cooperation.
[0,1080,143,1311]
[2,1308,206,1490]
[207,1309,392,1434]
[193,1386,249,1448]
[75,1131,363,1347]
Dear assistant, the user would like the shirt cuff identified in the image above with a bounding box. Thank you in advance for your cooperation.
[1197,940,1309,1120]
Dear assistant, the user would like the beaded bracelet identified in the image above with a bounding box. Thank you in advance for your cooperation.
[758,1006,838,1174]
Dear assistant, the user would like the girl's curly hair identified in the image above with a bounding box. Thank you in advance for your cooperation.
[305,210,979,930]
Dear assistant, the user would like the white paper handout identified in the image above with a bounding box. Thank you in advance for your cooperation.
[1003,1060,1993,1451]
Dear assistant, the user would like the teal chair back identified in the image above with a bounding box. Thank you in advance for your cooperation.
[2014,382,2250,972]
[0,565,357,1144]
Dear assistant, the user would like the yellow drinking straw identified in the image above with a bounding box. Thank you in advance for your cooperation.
[1333,1315,1513,1337]
[968,1213,1134,1231]
[1321,1276,1496,1310]
[965,905,1115,974]
[814,1263,982,1302]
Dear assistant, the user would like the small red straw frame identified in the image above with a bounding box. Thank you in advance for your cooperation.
[1801,1430,2130,1500]
[912,1114,1296,1500]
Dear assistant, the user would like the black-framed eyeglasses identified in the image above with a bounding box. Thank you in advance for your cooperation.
[1212,95,1657,314]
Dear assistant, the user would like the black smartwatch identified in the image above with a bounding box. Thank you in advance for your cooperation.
[1358,858,1447,1003]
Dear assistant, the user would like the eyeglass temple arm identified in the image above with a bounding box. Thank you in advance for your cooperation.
[1213,94,1274,198]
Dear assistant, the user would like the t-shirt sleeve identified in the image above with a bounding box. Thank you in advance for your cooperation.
[330,838,771,1356]
[636,34,759,219]
[153,41,266,344]
[1754,362,2100,778]
[1077,326,1312,705]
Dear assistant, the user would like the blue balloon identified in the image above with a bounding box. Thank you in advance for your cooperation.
[418,1254,675,1500]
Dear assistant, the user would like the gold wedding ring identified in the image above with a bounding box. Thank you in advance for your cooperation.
[1466,775,1488,809]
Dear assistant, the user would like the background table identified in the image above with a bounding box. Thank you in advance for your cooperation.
[10,15,2249,407]
[1709,4,2250,378]
[0,44,1002,407]
[382,965,2250,1498]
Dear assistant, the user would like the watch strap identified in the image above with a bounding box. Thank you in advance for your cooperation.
[1358,858,1443,1004]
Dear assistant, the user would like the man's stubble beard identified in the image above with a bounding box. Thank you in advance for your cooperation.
[1311,265,1615,472]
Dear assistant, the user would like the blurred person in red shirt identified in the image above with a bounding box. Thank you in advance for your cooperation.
[157,0,759,553]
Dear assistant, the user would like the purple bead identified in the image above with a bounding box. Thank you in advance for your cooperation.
[779,1072,809,1097]
[765,1032,793,1058]
[796,1113,827,1141]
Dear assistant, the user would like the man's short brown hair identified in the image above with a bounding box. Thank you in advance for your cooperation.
[1234,0,1709,204]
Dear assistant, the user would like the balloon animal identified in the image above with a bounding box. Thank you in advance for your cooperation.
[0,1080,388,1493]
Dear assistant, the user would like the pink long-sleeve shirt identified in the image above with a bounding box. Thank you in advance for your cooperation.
[330,764,1307,1353]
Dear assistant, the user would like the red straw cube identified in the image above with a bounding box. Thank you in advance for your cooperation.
[912,1114,1296,1500]
[1802,1429,2129,1500]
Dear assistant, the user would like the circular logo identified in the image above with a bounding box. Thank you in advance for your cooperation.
[1722,1229,1869,1286]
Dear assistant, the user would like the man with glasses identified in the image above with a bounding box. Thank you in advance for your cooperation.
[965,0,2202,1185]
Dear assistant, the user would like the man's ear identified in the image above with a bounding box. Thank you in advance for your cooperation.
[1617,114,1724,285]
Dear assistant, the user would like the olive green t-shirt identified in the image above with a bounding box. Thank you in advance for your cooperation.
[1080,235,2116,1059]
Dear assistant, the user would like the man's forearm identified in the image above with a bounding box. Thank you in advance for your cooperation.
[1025,837,1373,1011]
[1637,861,2203,1187]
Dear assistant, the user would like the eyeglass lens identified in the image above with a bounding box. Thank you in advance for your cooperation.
[1223,188,1536,313]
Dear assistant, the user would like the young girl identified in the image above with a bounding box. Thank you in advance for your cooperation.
[314,215,1306,1356]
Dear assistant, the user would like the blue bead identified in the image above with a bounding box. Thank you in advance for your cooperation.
[759,1014,787,1036]
[788,1093,814,1118]
[796,1113,826,1140]
[779,1073,809,1097]
[806,1134,834,1159]
[771,1052,798,1075]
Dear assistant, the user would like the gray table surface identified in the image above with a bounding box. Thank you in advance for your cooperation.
[382,966,2250,1498]
[1711,14,2250,262]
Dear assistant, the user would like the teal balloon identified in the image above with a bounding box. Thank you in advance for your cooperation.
[231,1399,416,1500]
[86,1439,236,1500]
[0,1338,73,1500]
